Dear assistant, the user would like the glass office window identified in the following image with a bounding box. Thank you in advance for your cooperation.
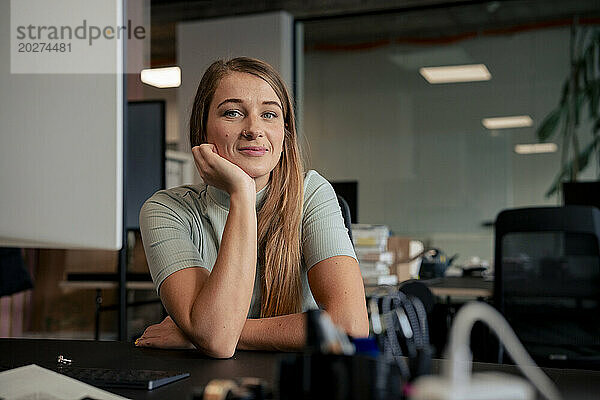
[298,3,599,265]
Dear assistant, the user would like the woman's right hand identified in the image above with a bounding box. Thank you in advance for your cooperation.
[135,315,194,349]
[192,144,255,198]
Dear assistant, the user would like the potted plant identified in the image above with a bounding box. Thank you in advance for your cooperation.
[536,21,599,198]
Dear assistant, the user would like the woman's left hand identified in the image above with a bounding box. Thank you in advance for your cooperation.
[135,316,194,349]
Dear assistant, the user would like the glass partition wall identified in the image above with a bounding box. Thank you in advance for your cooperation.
[297,2,599,266]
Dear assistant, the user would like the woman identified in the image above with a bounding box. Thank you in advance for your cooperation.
[136,57,368,358]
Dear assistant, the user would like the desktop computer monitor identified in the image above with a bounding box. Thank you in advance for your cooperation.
[563,181,600,210]
[0,0,125,250]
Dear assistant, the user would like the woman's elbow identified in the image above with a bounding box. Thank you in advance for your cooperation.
[205,344,236,359]
[191,334,237,359]
[344,318,370,338]
[331,311,370,338]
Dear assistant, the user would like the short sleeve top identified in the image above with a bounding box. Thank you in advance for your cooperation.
[139,169,356,318]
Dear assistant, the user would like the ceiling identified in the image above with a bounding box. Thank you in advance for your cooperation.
[149,0,600,66]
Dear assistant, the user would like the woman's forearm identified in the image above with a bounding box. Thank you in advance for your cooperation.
[237,313,307,351]
[237,304,368,352]
[187,191,258,357]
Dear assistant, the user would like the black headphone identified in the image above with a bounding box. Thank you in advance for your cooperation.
[368,286,432,381]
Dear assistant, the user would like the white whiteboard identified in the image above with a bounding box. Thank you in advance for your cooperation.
[0,0,123,249]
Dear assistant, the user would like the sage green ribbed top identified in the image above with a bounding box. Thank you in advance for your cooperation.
[139,170,356,318]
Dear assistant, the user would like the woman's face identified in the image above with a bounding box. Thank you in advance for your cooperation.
[206,71,285,192]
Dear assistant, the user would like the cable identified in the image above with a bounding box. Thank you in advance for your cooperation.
[410,296,429,346]
[381,294,411,379]
[445,302,562,400]
[393,292,423,349]
[368,290,409,391]
[368,288,433,383]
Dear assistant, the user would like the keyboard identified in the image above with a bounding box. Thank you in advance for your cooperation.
[56,366,190,390]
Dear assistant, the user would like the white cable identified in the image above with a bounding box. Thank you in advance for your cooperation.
[445,302,562,400]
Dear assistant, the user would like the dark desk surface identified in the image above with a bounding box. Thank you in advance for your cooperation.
[424,276,494,298]
[365,276,494,299]
[2,338,600,399]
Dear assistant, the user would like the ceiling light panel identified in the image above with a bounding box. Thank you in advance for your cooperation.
[141,66,181,88]
[514,143,558,154]
[482,115,533,130]
[419,64,491,83]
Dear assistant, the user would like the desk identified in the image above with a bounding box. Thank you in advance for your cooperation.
[59,275,160,340]
[2,338,600,399]
[424,276,493,299]
[60,273,156,291]
[59,281,156,291]
[364,277,493,300]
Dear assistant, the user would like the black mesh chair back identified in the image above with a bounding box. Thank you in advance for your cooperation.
[337,195,353,245]
[494,205,600,369]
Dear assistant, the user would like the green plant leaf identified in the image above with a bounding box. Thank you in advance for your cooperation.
[559,79,570,104]
[545,135,600,197]
[537,106,564,142]
[577,136,598,174]
[582,40,596,87]
[546,170,569,198]
[543,27,600,197]
[588,79,600,120]
[575,87,585,126]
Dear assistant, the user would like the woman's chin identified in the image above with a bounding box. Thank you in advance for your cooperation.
[242,169,272,189]
[238,165,272,180]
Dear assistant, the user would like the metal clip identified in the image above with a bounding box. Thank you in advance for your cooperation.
[57,355,72,365]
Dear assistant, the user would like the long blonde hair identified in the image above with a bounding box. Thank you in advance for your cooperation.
[189,57,304,318]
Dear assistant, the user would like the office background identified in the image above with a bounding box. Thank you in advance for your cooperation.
[145,0,600,266]
[1,0,599,341]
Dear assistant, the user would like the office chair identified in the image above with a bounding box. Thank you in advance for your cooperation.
[398,279,435,315]
[337,195,354,245]
[494,206,600,369]
[0,248,32,297]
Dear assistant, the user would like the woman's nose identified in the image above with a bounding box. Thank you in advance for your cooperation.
[241,129,258,139]
[241,116,264,139]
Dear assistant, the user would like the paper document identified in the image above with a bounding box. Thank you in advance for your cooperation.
[0,364,130,400]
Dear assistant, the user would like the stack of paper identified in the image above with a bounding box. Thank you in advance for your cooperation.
[0,364,129,400]
[352,224,397,286]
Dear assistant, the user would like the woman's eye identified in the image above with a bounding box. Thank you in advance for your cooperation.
[262,111,278,119]
[224,110,242,118]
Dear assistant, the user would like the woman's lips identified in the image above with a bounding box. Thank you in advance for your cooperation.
[238,146,268,156]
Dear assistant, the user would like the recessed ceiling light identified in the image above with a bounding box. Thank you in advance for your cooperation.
[482,115,533,129]
[419,64,491,83]
[140,66,181,88]
[514,143,558,154]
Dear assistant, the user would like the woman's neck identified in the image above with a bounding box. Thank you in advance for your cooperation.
[254,175,270,192]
